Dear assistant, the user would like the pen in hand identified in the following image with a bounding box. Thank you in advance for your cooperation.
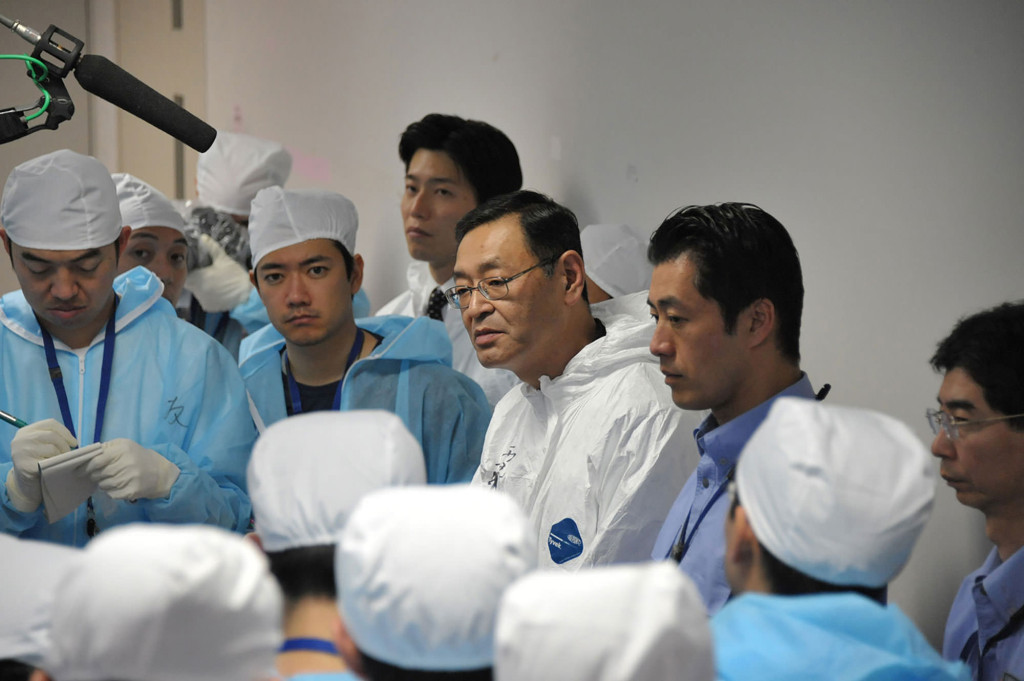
[0,409,29,429]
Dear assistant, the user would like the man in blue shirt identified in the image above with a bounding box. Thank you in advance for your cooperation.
[930,302,1024,681]
[646,202,824,613]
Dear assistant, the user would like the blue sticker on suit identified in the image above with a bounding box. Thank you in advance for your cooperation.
[548,517,583,564]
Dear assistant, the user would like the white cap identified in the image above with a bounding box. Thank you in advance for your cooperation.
[338,486,535,672]
[1,149,123,250]
[0,535,79,666]
[248,187,358,267]
[113,173,186,236]
[196,132,292,216]
[580,223,653,297]
[495,562,713,681]
[736,398,936,587]
[45,524,283,681]
[248,410,427,552]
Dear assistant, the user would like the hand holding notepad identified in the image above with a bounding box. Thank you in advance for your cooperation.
[39,443,104,523]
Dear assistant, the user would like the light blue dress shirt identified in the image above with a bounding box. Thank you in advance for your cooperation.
[944,546,1024,681]
[650,373,817,614]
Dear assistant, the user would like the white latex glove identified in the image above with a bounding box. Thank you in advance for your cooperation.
[85,439,181,501]
[185,234,253,312]
[5,418,77,512]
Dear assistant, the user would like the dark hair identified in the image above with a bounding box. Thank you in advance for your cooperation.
[266,544,336,605]
[931,301,1024,429]
[760,543,887,605]
[399,114,522,204]
[455,189,583,281]
[331,239,355,280]
[361,653,492,681]
[648,203,803,363]
[0,659,34,681]
[728,493,886,604]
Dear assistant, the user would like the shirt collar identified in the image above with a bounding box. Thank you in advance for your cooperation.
[976,545,1024,623]
[695,373,816,470]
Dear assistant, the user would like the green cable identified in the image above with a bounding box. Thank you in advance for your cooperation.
[0,54,51,120]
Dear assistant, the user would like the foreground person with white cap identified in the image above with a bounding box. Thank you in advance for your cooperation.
[247,410,427,681]
[0,149,255,545]
[335,485,535,680]
[33,523,283,681]
[712,398,969,681]
[0,535,78,681]
[494,562,713,681]
[240,187,490,483]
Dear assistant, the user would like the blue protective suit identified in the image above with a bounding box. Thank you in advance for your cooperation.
[240,314,490,483]
[712,592,970,681]
[0,267,255,546]
[178,298,247,361]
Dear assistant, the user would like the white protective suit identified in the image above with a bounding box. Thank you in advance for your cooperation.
[471,291,701,569]
[376,261,517,406]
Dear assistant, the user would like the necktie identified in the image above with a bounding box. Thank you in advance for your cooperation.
[426,286,446,321]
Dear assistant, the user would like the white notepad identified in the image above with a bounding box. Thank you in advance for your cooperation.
[39,443,104,524]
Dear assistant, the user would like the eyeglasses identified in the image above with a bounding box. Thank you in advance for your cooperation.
[445,258,556,310]
[925,408,1024,441]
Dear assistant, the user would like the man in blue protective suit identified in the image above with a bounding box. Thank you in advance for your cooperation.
[0,149,254,546]
[712,398,969,681]
[930,302,1024,681]
[646,203,828,614]
[185,131,371,354]
[239,187,490,484]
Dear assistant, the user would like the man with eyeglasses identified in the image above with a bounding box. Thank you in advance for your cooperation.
[451,190,698,570]
[929,301,1024,681]
[239,187,491,484]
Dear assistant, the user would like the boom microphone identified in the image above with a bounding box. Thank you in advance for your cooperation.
[74,54,216,152]
[1,14,216,151]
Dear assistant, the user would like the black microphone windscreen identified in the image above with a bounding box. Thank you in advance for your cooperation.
[74,54,216,152]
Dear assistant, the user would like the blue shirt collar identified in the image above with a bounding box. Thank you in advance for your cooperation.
[695,373,817,473]
[976,546,1024,632]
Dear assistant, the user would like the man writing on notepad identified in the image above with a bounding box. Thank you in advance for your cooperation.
[0,149,254,546]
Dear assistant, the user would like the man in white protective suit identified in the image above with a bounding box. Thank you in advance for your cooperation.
[452,189,700,570]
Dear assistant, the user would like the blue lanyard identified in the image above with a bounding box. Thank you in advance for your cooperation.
[279,637,339,655]
[285,329,365,415]
[671,467,734,564]
[38,297,118,444]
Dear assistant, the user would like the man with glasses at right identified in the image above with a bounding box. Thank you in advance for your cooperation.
[451,190,698,571]
[929,301,1024,681]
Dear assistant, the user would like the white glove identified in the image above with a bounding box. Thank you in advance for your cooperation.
[5,418,77,512]
[185,234,254,312]
[85,439,181,501]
